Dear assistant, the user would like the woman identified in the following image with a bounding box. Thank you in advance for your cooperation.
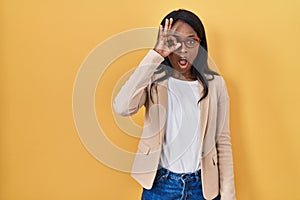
[114,9,236,200]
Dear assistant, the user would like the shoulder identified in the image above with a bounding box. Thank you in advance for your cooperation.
[205,74,226,89]
[205,74,229,100]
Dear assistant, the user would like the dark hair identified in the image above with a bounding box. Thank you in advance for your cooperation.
[152,9,219,102]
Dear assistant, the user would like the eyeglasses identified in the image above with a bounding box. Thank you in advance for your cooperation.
[168,35,201,48]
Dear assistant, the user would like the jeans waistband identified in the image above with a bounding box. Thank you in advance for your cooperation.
[156,167,201,181]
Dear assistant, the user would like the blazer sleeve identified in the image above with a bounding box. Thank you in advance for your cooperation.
[217,78,236,200]
[113,50,164,116]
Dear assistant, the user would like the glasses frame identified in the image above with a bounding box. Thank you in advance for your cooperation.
[169,35,201,49]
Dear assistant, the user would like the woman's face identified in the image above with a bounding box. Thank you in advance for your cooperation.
[168,20,200,80]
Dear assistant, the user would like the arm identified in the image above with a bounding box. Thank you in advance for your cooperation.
[114,18,180,116]
[217,78,236,200]
[113,50,164,116]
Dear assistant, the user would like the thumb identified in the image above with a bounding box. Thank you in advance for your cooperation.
[171,42,181,51]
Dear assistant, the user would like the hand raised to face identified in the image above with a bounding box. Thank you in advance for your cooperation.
[154,18,182,58]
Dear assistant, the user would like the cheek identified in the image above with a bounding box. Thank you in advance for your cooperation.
[189,49,199,63]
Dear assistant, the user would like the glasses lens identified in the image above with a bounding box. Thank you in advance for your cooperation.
[185,38,199,48]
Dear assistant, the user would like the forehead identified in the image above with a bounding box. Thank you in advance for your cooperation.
[171,20,197,36]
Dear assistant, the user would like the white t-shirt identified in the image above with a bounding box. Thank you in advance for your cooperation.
[159,77,201,173]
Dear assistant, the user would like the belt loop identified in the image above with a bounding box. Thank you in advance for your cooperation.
[160,167,169,179]
[164,168,170,178]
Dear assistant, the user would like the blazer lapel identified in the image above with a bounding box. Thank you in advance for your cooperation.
[156,79,168,108]
[156,79,168,144]
[199,82,210,149]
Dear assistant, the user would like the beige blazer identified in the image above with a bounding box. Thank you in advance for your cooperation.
[114,50,236,200]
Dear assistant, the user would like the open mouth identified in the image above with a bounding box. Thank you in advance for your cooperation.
[178,57,188,67]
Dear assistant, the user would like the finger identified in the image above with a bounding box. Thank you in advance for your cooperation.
[174,42,181,49]
[169,26,176,36]
[171,43,181,52]
[159,25,163,38]
[168,18,173,30]
[163,18,169,35]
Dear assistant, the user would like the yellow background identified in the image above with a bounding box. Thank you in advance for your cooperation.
[1,0,300,199]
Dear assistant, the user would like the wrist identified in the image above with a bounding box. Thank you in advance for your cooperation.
[153,48,166,58]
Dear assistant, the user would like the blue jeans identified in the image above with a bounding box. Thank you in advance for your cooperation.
[141,168,221,200]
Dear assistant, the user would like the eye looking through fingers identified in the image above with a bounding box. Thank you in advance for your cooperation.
[167,35,177,48]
